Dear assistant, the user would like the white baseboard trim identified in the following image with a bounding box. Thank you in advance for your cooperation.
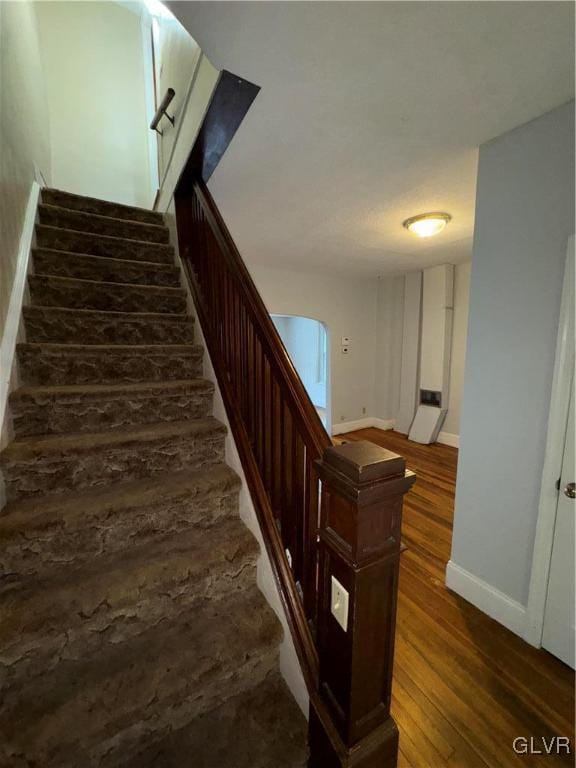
[437,431,460,448]
[0,181,39,442]
[373,417,395,431]
[331,417,395,436]
[332,419,460,446]
[446,560,526,637]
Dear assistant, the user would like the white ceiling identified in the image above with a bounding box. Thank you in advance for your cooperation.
[169,1,574,277]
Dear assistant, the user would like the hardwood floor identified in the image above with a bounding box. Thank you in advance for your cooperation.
[336,428,575,767]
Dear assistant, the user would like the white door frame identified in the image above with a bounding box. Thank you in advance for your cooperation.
[525,236,575,646]
[270,313,332,435]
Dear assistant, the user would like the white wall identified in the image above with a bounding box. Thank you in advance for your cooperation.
[0,0,51,343]
[442,261,471,440]
[374,266,470,441]
[449,102,575,629]
[156,53,219,212]
[257,266,468,439]
[37,1,152,208]
[395,272,421,435]
[250,265,379,430]
[375,276,404,423]
[152,13,201,183]
[0,0,52,463]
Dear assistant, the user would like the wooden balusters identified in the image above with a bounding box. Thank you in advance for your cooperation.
[175,176,414,768]
[292,431,305,583]
[303,454,320,625]
[263,358,273,493]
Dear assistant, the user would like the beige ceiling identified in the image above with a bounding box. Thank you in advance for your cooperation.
[169,1,574,277]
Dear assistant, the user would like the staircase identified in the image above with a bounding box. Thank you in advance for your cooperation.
[0,189,308,767]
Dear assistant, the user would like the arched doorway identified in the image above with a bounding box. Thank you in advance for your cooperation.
[271,314,330,431]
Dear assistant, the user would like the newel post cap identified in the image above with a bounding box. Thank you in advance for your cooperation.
[316,439,416,512]
[320,440,406,485]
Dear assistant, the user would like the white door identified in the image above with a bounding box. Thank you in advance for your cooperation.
[542,372,575,668]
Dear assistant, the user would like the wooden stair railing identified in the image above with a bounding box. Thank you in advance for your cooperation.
[174,177,415,768]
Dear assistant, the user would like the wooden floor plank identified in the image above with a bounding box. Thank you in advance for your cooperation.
[394,665,487,768]
[336,428,574,766]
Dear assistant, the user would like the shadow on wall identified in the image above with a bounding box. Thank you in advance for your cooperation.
[271,315,329,429]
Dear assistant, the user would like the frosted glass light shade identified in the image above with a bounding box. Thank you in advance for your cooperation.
[403,212,451,238]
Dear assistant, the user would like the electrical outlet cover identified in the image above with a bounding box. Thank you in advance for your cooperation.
[330,575,349,632]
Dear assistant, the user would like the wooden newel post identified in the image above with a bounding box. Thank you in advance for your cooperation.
[309,440,416,768]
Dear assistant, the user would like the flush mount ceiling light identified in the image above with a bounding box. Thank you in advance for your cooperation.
[403,212,452,238]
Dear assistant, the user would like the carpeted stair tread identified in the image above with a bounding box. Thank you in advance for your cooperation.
[0,417,226,501]
[0,587,282,768]
[126,671,309,768]
[36,224,175,264]
[9,378,215,436]
[0,186,301,766]
[23,305,194,345]
[11,378,214,401]
[32,248,181,287]
[0,461,238,529]
[1,415,224,456]
[0,463,241,583]
[38,203,169,244]
[24,304,190,322]
[0,516,259,687]
[42,188,163,225]
[17,342,203,385]
[29,273,187,313]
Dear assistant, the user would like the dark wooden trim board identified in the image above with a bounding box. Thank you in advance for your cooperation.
[183,69,260,184]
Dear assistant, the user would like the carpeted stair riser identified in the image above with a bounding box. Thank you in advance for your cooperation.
[32,249,181,287]
[38,204,169,244]
[17,343,203,386]
[0,418,226,501]
[24,306,195,345]
[10,380,214,437]
[0,519,258,692]
[0,465,241,585]
[29,274,186,314]
[42,188,163,226]
[125,671,309,768]
[36,224,175,265]
[0,589,282,768]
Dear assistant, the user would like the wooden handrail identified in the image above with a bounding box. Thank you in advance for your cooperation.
[193,182,331,457]
[150,87,175,134]
[175,175,415,768]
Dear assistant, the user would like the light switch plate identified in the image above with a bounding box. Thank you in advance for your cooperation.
[331,575,349,632]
